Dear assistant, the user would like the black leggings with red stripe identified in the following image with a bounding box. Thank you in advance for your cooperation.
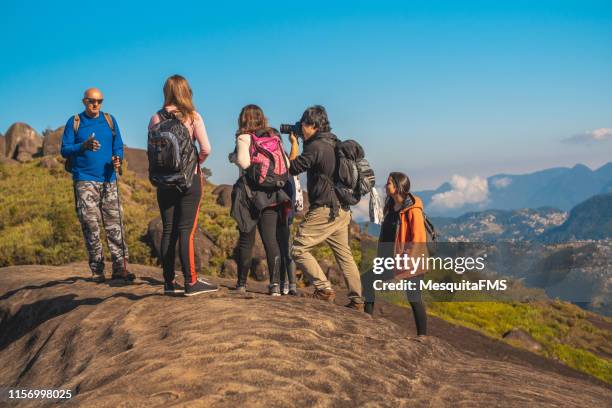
[157,179,202,286]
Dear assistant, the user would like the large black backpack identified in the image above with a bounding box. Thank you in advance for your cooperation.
[147,109,198,191]
[321,139,375,206]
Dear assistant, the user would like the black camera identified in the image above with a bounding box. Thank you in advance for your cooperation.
[279,121,303,138]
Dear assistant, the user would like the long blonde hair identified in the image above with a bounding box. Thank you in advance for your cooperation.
[163,75,196,121]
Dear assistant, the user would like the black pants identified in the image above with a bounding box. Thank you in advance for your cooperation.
[277,211,296,286]
[236,206,282,286]
[157,179,202,285]
[361,269,427,336]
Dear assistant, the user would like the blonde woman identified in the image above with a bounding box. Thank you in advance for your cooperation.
[148,74,217,296]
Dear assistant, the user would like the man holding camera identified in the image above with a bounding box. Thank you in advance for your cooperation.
[61,88,134,283]
[287,105,364,310]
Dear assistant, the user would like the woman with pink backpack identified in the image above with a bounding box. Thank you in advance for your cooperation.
[229,105,291,296]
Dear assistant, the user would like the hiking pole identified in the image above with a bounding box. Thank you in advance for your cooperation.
[114,156,128,277]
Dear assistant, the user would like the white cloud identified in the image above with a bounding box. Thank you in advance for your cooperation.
[492,177,512,189]
[563,128,612,144]
[430,175,489,210]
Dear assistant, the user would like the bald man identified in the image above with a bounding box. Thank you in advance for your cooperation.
[61,88,134,283]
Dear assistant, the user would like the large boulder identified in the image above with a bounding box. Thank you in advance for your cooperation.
[39,156,61,170]
[146,216,216,272]
[42,126,64,156]
[503,328,542,352]
[1,265,611,408]
[0,156,18,165]
[4,122,42,162]
[212,184,232,208]
[251,258,268,282]
[320,260,347,289]
[220,259,238,279]
[124,146,148,179]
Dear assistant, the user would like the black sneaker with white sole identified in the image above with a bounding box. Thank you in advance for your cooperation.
[164,281,184,295]
[269,283,281,297]
[184,278,218,297]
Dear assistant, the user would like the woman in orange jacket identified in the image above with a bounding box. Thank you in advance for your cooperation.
[361,171,427,335]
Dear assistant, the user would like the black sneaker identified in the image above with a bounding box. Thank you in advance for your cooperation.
[185,278,218,297]
[281,282,289,295]
[364,302,375,315]
[288,283,298,296]
[164,281,184,295]
[110,271,136,284]
[91,273,105,283]
[269,284,281,297]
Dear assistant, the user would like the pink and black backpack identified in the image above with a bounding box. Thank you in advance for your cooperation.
[246,129,289,190]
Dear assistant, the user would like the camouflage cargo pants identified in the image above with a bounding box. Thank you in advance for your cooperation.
[74,181,129,275]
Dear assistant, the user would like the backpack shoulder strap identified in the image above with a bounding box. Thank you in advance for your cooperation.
[103,112,116,138]
[157,109,169,121]
[407,192,415,205]
[318,137,337,148]
[73,114,80,134]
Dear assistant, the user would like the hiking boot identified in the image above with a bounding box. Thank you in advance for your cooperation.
[364,302,375,315]
[235,284,247,295]
[269,284,281,297]
[288,283,298,296]
[91,273,105,283]
[345,301,365,312]
[164,280,184,295]
[281,281,289,295]
[110,271,136,284]
[185,278,218,297]
[311,287,336,302]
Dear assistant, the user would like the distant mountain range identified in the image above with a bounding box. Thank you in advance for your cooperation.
[524,241,611,316]
[361,193,611,243]
[432,207,568,242]
[432,193,611,243]
[415,162,612,217]
[539,193,612,243]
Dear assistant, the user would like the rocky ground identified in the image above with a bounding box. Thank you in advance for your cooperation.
[1,263,610,407]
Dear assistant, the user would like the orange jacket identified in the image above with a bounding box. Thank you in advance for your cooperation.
[394,194,428,277]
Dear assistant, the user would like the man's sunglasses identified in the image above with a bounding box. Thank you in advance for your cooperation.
[84,98,104,105]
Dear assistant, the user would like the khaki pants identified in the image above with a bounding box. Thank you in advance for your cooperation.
[291,207,363,302]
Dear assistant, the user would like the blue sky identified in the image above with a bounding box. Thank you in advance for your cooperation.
[1,0,611,189]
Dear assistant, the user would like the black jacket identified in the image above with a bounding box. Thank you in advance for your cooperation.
[289,131,340,210]
[230,176,290,233]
